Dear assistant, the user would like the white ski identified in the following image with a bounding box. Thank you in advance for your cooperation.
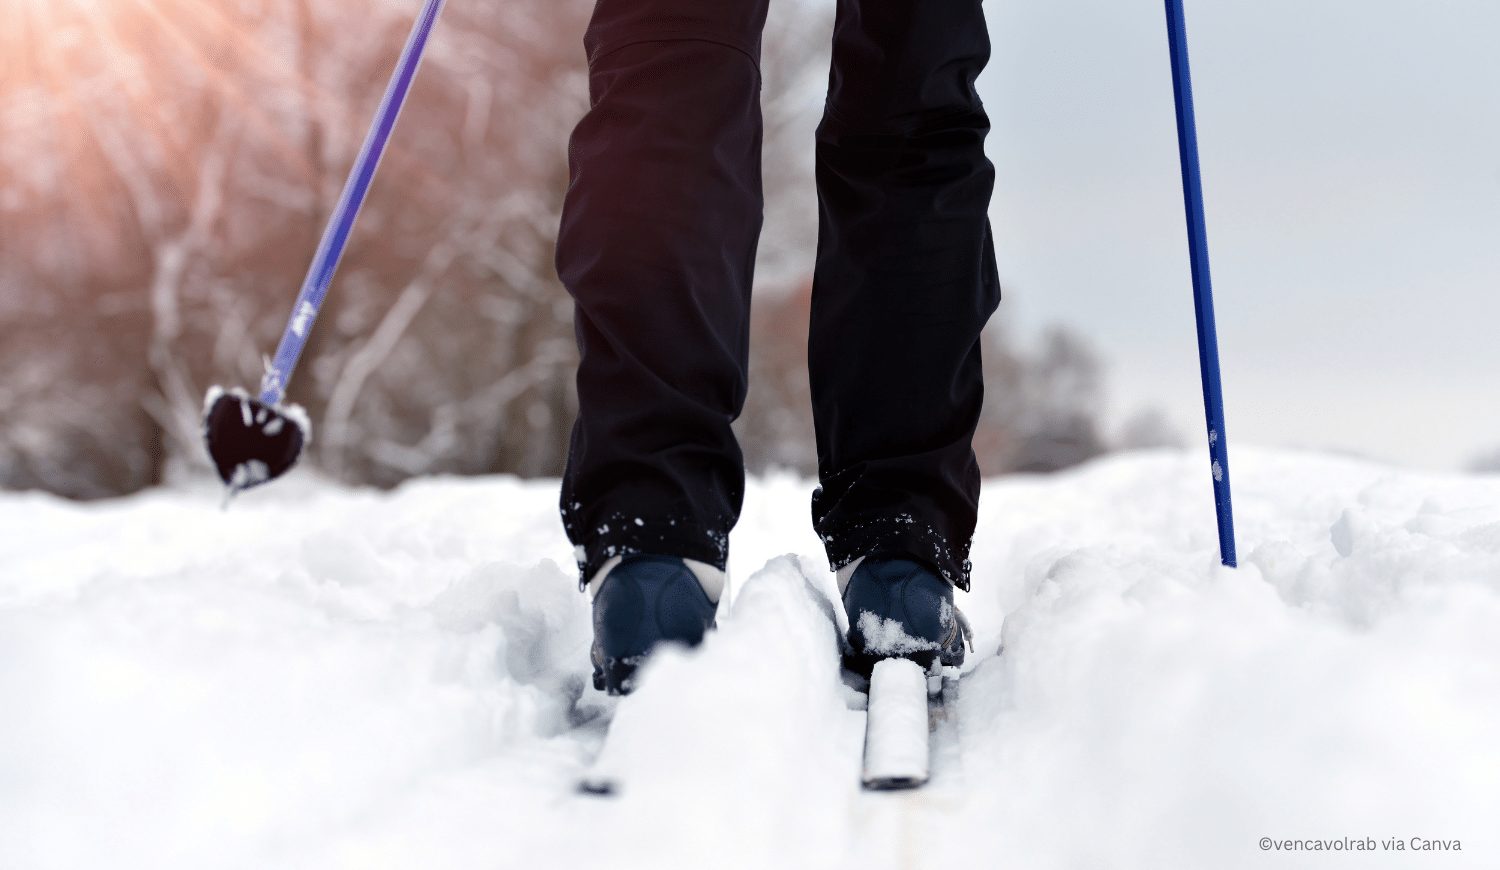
[861,657,932,789]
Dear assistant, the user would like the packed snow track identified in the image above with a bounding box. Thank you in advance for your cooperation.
[2,448,1497,868]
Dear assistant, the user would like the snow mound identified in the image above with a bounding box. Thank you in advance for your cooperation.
[572,555,862,868]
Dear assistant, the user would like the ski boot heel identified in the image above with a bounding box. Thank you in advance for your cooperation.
[591,555,717,695]
[841,555,969,679]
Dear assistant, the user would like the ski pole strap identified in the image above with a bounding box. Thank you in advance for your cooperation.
[259,0,448,406]
[1164,0,1237,567]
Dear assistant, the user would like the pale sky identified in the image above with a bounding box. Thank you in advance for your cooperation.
[978,0,1500,470]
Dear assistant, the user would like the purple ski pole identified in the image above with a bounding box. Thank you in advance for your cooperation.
[203,0,447,493]
[1164,0,1237,566]
[260,0,447,406]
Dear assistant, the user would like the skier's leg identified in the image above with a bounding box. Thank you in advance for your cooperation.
[557,0,770,588]
[557,0,771,692]
[809,0,1000,593]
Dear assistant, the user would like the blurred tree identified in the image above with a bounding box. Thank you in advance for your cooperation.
[1116,406,1184,451]
[1,0,591,494]
[1000,326,1107,473]
[1,0,1112,497]
[1466,448,1500,475]
[736,284,1109,478]
[737,283,816,475]
[754,0,831,296]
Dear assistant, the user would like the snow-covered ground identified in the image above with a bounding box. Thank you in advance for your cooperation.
[3,447,1497,869]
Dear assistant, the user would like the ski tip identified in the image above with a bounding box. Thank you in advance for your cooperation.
[577,777,618,797]
[862,773,929,791]
[862,658,932,789]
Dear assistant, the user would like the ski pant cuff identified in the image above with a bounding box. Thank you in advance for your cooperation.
[570,516,729,591]
[822,519,973,592]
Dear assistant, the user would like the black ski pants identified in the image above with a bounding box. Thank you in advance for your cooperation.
[556,0,1000,590]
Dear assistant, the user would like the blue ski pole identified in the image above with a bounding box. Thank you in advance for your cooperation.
[1163,0,1237,566]
[203,0,447,492]
[260,0,448,406]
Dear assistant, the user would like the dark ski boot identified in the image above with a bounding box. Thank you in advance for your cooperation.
[842,555,969,678]
[591,554,718,695]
